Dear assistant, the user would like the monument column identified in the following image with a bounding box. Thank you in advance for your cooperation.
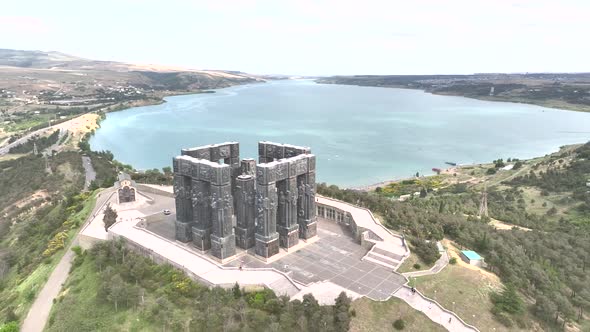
[277,176,299,248]
[173,157,195,242]
[255,164,280,258]
[191,178,212,250]
[209,164,236,260]
[297,155,318,239]
[235,175,256,249]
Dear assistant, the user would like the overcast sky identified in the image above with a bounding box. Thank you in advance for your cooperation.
[1,0,589,76]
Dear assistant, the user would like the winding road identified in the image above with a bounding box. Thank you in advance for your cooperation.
[21,157,101,332]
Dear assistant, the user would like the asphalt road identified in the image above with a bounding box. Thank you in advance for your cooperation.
[81,156,96,191]
[0,126,53,155]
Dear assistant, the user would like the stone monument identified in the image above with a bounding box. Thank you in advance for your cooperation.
[173,141,317,260]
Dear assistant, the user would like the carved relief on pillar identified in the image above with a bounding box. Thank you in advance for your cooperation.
[255,186,277,236]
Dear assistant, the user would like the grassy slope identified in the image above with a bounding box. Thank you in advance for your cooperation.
[350,297,445,332]
[45,257,153,332]
[396,244,435,273]
[0,191,97,323]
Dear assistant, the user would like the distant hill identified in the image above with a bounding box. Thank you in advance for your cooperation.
[0,49,87,68]
[317,73,590,112]
[0,49,262,107]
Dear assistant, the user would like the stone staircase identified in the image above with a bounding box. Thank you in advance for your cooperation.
[362,245,405,270]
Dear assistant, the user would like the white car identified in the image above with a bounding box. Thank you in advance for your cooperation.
[163,209,171,215]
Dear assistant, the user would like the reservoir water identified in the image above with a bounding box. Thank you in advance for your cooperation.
[90,80,590,187]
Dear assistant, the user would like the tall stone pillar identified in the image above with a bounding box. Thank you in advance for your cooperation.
[235,175,256,249]
[173,157,195,243]
[209,164,236,260]
[240,158,256,176]
[255,164,280,258]
[191,179,211,250]
[277,176,299,248]
[297,156,317,239]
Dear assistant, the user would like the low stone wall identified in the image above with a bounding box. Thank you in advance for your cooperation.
[316,201,383,245]
[108,230,216,288]
[136,184,174,198]
[79,233,102,250]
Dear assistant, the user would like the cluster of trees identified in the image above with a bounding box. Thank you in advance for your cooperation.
[8,130,60,154]
[0,151,89,324]
[490,285,525,327]
[131,167,173,186]
[508,143,590,211]
[49,240,353,331]
[408,238,440,265]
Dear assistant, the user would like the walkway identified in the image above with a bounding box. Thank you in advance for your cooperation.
[403,251,449,278]
[393,286,479,332]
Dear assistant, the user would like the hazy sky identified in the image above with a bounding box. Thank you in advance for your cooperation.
[1,0,589,75]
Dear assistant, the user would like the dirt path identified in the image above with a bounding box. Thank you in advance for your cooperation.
[489,218,532,231]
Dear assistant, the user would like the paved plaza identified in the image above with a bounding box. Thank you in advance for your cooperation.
[224,219,406,300]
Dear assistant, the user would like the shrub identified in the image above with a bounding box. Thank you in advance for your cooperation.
[0,321,19,332]
[494,311,514,327]
[449,257,457,265]
[413,263,421,270]
[393,318,405,330]
[486,168,497,175]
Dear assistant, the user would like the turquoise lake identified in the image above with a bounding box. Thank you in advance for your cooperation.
[90,79,590,187]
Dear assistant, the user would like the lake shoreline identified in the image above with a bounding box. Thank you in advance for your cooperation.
[90,80,590,187]
[351,143,584,192]
[315,81,590,113]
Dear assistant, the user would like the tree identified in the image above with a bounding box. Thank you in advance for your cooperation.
[334,292,351,331]
[393,319,405,330]
[0,322,19,332]
[302,293,319,321]
[103,204,118,231]
[534,295,557,322]
[232,282,242,299]
[420,188,427,198]
[107,274,127,312]
[491,285,524,315]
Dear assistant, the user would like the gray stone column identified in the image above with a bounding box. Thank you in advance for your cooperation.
[255,164,279,258]
[209,164,236,260]
[277,177,299,248]
[297,156,317,239]
[191,179,212,250]
[240,158,256,176]
[173,157,195,243]
[235,175,256,249]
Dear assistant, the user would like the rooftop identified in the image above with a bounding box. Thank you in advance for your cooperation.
[461,250,482,260]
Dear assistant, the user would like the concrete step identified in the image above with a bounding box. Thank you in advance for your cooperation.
[368,251,401,266]
[367,251,399,266]
[372,247,405,261]
[269,277,300,297]
[363,255,397,270]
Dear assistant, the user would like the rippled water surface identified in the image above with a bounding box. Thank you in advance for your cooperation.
[90,80,590,186]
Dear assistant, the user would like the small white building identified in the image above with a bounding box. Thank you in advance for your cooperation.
[460,250,485,267]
